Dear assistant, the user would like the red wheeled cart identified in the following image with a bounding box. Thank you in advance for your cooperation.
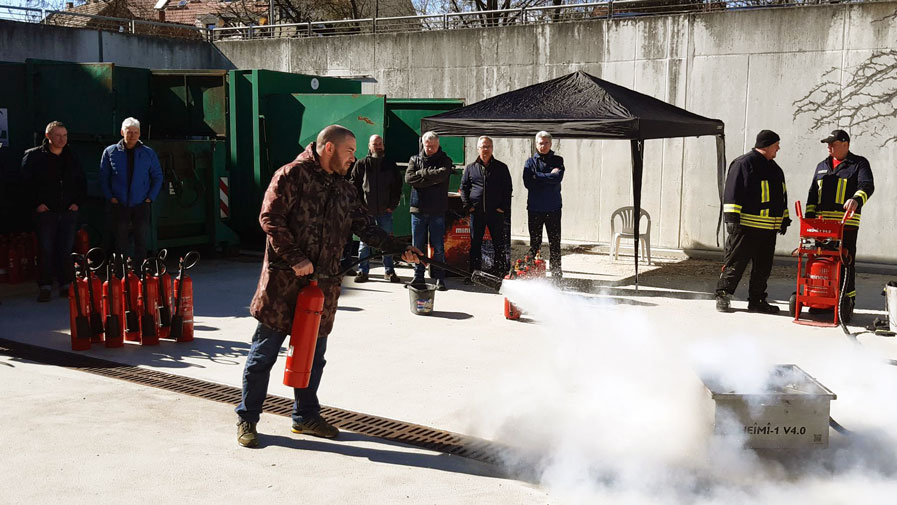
[790,202,854,326]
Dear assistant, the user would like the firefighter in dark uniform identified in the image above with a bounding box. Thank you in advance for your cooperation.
[716,130,790,313]
[804,129,873,318]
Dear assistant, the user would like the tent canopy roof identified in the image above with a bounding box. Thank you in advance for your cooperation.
[421,70,724,140]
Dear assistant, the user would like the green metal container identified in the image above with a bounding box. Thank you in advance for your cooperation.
[226,69,363,240]
[149,70,228,139]
[385,98,465,237]
[0,62,29,233]
[26,60,150,138]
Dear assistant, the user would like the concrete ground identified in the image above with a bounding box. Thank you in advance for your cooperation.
[1,249,896,504]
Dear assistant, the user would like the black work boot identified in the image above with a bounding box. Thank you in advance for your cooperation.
[291,414,339,439]
[715,292,732,313]
[237,420,259,448]
[748,299,780,314]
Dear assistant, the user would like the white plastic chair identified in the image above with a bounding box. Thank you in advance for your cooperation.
[610,206,651,264]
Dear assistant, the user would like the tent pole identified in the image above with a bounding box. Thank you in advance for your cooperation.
[631,139,644,290]
[715,134,727,247]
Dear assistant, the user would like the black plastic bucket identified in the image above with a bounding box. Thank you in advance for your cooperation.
[406,283,437,316]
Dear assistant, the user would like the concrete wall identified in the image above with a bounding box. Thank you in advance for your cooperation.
[221,4,897,261]
[0,19,233,69]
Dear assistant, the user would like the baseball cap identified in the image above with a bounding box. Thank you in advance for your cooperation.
[820,129,850,144]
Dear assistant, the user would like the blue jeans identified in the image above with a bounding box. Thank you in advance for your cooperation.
[235,322,328,424]
[411,213,445,280]
[35,210,77,289]
[358,213,395,274]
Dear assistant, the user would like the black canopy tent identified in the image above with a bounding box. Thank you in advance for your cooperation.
[420,70,727,286]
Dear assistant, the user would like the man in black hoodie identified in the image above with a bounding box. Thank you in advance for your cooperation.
[405,131,453,290]
[461,136,512,277]
[22,121,86,302]
[349,134,403,283]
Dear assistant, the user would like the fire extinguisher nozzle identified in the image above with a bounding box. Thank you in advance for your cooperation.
[470,270,504,292]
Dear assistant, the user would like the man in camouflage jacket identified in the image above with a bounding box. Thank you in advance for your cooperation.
[236,125,421,448]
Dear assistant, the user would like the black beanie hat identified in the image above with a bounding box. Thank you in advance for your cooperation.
[754,130,780,149]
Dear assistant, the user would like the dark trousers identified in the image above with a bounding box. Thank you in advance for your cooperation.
[716,226,777,302]
[235,322,329,424]
[34,210,77,288]
[528,209,562,275]
[469,210,509,275]
[112,202,151,266]
[841,228,858,299]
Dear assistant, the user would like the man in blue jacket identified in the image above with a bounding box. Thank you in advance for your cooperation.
[99,117,163,265]
[524,131,564,280]
[461,136,512,277]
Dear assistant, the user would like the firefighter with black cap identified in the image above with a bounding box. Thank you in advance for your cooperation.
[715,130,790,313]
[804,129,873,318]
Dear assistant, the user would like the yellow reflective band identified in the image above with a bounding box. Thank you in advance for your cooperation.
[760,209,770,217]
[806,204,817,212]
[783,182,787,193]
[845,291,856,298]
[818,180,823,203]
[836,179,847,204]
[854,190,868,205]
[761,180,770,203]
[783,209,790,218]
[723,204,742,213]
[818,211,861,226]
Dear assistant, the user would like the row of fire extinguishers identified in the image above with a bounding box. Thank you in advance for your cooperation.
[68,247,199,351]
[504,252,547,320]
[1,227,91,284]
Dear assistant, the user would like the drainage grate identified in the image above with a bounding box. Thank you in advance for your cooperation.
[0,338,507,465]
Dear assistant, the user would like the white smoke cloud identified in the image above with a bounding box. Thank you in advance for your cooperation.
[464,279,897,504]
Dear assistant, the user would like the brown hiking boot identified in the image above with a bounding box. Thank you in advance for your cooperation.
[385,272,401,283]
[291,415,339,439]
[237,420,259,448]
[354,272,369,283]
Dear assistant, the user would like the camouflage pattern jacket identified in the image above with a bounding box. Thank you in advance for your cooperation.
[250,143,407,335]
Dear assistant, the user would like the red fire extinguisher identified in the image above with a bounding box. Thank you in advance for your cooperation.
[503,267,521,320]
[8,235,23,284]
[84,247,106,343]
[169,251,199,343]
[21,232,35,280]
[139,258,160,346]
[284,277,325,388]
[156,250,173,340]
[122,257,142,342]
[103,253,124,348]
[0,235,9,283]
[69,254,91,351]
[75,226,89,256]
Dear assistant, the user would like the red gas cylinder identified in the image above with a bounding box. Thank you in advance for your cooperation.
[8,236,23,284]
[284,280,325,388]
[75,227,89,255]
[123,270,142,342]
[172,275,194,342]
[21,233,35,280]
[503,271,521,320]
[533,252,547,277]
[806,257,837,298]
[69,278,91,351]
[103,274,125,348]
[0,235,8,283]
[157,270,173,339]
[140,272,160,346]
[87,272,105,343]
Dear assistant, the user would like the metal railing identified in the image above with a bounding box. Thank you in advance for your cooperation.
[1,1,874,43]
[208,0,863,41]
[0,4,206,40]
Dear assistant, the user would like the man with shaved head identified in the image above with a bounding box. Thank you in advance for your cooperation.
[235,125,422,448]
[349,134,404,283]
